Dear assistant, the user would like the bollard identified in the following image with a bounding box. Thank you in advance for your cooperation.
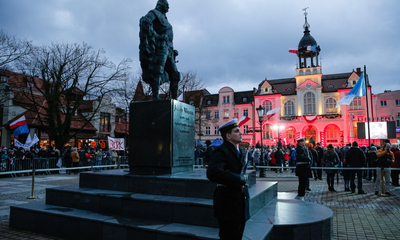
[380,167,386,196]
[27,169,38,199]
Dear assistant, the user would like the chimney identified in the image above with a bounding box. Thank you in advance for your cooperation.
[356,67,361,74]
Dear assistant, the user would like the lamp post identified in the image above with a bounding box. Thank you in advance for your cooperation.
[273,125,284,144]
[256,105,266,177]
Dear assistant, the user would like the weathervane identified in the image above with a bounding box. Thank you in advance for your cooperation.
[302,7,310,30]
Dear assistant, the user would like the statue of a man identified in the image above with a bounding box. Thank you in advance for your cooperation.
[139,0,180,101]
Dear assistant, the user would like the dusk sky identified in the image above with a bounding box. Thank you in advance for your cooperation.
[1,0,399,95]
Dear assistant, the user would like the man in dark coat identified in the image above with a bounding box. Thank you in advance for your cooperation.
[308,143,319,180]
[346,141,366,194]
[315,142,324,180]
[274,147,284,173]
[295,138,313,200]
[207,119,249,240]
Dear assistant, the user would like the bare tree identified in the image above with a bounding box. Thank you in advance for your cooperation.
[13,42,131,150]
[0,29,33,69]
[0,30,34,105]
[159,71,204,99]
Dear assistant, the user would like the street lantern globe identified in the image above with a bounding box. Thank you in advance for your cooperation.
[256,105,264,119]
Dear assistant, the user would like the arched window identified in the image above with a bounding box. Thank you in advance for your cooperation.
[284,101,294,115]
[325,98,337,113]
[326,125,339,143]
[305,126,316,143]
[304,92,316,114]
[263,100,272,113]
[263,124,272,139]
[327,84,334,89]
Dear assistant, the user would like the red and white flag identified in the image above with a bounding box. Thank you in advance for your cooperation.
[238,116,250,128]
[288,47,298,54]
[265,107,281,118]
[10,116,27,130]
[178,92,184,102]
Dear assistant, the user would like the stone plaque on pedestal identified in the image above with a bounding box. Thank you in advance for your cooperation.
[129,100,195,175]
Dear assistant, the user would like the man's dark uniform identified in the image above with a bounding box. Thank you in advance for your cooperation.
[207,120,249,240]
[346,142,366,194]
[295,139,313,197]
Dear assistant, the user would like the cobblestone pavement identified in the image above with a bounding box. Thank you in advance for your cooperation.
[1,170,400,239]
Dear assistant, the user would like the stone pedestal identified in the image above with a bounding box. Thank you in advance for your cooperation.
[129,100,195,175]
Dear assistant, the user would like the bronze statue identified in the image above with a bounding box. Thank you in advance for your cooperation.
[139,0,180,101]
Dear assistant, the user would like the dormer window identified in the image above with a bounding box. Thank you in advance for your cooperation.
[286,88,292,91]
[328,84,334,89]
[189,101,194,105]
[207,100,211,105]
[265,87,269,93]
[352,80,356,85]
[243,97,247,102]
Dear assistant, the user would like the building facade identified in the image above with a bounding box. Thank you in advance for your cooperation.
[198,13,398,148]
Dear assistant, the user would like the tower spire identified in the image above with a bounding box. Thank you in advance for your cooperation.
[302,7,310,30]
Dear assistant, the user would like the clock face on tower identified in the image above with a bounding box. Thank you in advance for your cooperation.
[306,82,312,89]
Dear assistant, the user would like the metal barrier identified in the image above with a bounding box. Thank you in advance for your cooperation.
[0,156,130,177]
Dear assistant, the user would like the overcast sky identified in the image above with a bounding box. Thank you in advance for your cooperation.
[1,0,399,95]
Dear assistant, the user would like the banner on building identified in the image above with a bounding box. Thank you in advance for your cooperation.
[107,137,125,150]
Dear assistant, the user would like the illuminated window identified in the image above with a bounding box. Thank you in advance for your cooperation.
[234,109,239,118]
[284,101,294,115]
[224,110,229,119]
[350,121,358,138]
[263,100,272,113]
[325,98,337,113]
[350,97,362,110]
[305,127,316,142]
[263,124,272,139]
[326,125,339,143]
[304,92,316,114]
[286,127,295,141]
[100,112,111,132]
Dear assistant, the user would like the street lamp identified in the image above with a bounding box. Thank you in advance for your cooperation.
[256,105,266,177]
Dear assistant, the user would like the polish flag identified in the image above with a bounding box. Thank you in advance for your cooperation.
[10,116,27,130]
[238,116,250,128]
[178,92,184,102]
[265,107,281,118]
[288,48,298,54]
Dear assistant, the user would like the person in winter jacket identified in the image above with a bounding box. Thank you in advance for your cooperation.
[308,143,318,180]
[390,144,400,186]
[346,141,366,194]
[322,144,340,192]
[341,143,351,191]
[375,142,395,195]
[71,147,80,174]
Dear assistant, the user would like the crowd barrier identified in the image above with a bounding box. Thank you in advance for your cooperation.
[0,156,129,177]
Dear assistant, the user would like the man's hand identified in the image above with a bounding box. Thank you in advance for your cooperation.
[240,174,248,185]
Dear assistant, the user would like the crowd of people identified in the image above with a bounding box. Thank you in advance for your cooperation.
[0,145,127,175]
[227,138,400,199]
